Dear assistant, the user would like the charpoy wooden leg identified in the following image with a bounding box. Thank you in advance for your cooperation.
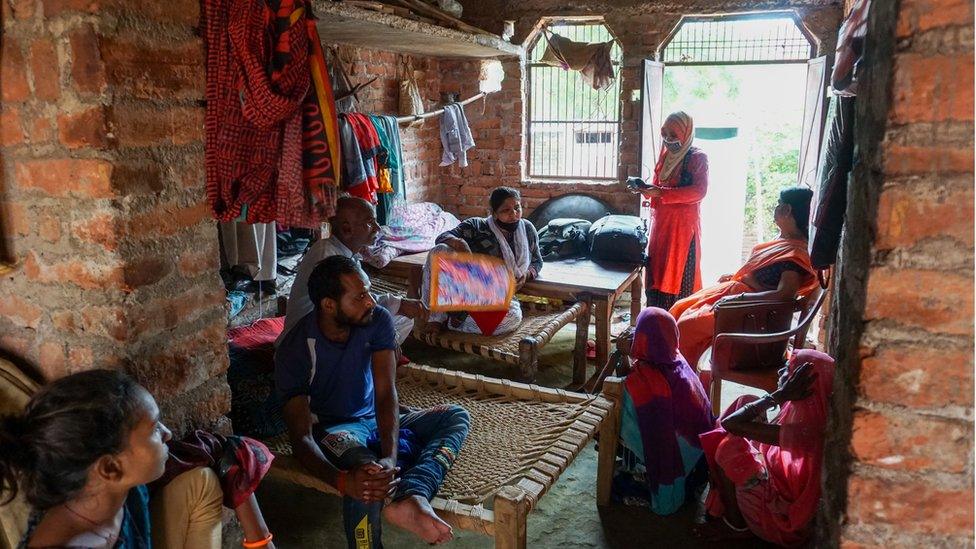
[572,294,592,388]
[594,299,611,369]
[407,266,422,299]
[630,269,642,325]
[494,485,528,549]
[597,376,624,507]
[517,338,539,383]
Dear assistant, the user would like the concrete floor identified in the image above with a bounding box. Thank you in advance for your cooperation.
[254,308,768,548]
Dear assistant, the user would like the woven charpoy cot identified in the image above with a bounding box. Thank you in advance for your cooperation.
[368,273,589,382]
[265,364,623,549]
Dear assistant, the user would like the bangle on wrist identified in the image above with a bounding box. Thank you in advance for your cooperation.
[766,393,782,406]
[243,533,273,548]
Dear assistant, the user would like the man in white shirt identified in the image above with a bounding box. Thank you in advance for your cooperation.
[278,196,426,346]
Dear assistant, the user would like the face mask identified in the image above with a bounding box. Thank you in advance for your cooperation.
[663,137,682,153]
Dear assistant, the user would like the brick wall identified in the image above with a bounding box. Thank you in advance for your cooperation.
[437,0,842,219]
[0,0,229,434]
[330,45,444,204]
[823,0,974,546]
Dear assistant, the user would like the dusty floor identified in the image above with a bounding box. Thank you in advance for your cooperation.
[253,304,769,548]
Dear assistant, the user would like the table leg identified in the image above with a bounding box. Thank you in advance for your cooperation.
[594,300,610,369]
[572,294,592,388]
[630,269,643,326]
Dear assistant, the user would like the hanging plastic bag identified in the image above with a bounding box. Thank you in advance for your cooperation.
[398,58,425,126]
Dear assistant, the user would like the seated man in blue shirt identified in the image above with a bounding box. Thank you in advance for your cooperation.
[275,255,470,547]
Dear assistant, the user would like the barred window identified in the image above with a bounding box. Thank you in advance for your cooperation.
[527,23,622,180]
[662,13,815,65]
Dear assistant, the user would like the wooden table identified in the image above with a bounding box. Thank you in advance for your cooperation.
[381,252,643,382]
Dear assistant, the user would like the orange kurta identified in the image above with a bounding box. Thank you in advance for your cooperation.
[669,238,818,370]
[647,148,708,295]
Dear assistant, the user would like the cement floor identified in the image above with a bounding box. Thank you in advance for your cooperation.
[255,311,769,548]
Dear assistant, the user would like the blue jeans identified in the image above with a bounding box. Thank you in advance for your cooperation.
[315,405,470,549]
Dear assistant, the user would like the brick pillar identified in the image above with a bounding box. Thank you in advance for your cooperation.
[824,0,974,546]
[0,0,230,434]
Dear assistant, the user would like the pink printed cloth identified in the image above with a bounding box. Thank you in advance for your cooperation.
[362,202,460,268]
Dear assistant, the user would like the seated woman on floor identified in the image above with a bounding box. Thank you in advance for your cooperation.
[613,307,713,515]
[423,186,543,336]
[670,187,819,369]
[0,369,276,549]
[696,349,834,546]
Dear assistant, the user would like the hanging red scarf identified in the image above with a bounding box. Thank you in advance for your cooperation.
[343,113,384,203]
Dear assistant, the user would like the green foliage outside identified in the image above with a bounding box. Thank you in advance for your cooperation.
[664,65,803,241]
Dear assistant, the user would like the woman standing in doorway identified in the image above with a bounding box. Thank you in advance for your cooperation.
[637,112,709,310]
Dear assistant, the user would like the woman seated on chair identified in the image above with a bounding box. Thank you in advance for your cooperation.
[423,186,544,336]
[613,307,714,516]
[695,349,834,546]
[0,369,276,549]
[670,187,820,370]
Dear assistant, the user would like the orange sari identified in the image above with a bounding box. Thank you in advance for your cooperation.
[669,239,818,370]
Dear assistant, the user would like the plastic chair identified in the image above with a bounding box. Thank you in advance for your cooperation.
[705,288,826,416]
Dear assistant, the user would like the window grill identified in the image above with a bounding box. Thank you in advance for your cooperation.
[662,13,815,65]
[527,23,622,180]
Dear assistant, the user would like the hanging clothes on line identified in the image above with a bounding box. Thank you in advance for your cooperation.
[539,31,615,91]
[339,113,384,203]
[204,0,341,228]
[369,115,405,225]
[439,103,475,168]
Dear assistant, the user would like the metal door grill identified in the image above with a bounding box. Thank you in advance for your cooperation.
[662,13,814,65]
[527,23,622,180]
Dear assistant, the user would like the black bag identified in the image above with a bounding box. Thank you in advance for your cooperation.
[538,218,592,261]
[588,215,647,265]
[809,96,856,269]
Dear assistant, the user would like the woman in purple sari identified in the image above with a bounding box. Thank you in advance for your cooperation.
[615,307,714,515]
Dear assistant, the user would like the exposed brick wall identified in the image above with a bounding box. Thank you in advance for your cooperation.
[823,0,974,546]
[0,0,229,434]
[329,45,444,204]
[438,0,842,219]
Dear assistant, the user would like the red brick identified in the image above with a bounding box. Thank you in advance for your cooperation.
[110,104,204,147]
[884,141,974,176]
[79,305,127,340]
[30,38,61,102]
[73,210,119,250]
[100,37,203,100]
[1,37,30,102]
[28,116,55,143]
[58,106,110,149]
[129,288,224,338]
[1,201,29,237]
[124,256,173,288]
[864,267,972,336]
[135,322,228,398]
[875,184,974,249]
[0,295,43,329]
[22,251,125,290]
[861,346,973,408]
[9,0,35,18]
[126,200,210,239]
[38,215,62,243]
[847,475,973,535]
[852,410,970,473]
[897,0,974,37]
[67,346,95,370]
[177,244,219,277]
[14,158,114,198]
[0,333,34,359]
[38,341,68,380]
[44,0,199,23]
[891,53,974,124]
[1,107,25,146]
[68,25,107,95]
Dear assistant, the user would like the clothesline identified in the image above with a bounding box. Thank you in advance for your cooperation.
[395,91,490,124]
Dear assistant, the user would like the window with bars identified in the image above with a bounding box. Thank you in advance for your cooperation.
[661,13,815,65]
[527,23,622,180]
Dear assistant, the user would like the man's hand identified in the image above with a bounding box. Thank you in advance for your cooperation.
[445,237,471,254]
[398,298,429,322]
[344,462,400,503]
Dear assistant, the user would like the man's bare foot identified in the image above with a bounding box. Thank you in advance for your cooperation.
[383,495,453,544]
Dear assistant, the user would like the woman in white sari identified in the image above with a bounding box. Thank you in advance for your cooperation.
[422,187,543,336]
